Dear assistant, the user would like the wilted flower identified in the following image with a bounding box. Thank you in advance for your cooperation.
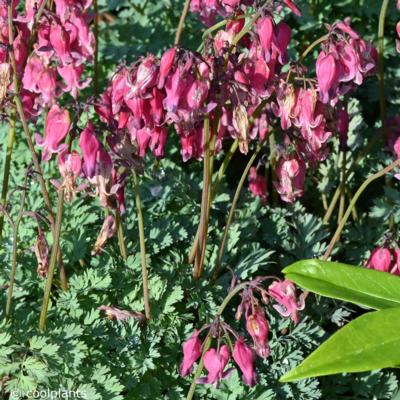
[98,305,145,323]
[92,215,117,255]
[274,155,306,203]
[179,330,202,377]
[34,226,49,278]
[245,307,270,358]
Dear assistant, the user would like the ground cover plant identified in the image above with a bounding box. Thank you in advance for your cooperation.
[1,0,400,399]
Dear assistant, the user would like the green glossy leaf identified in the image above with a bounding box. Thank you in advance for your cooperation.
[280,307,400,382]
[283,259,400,309]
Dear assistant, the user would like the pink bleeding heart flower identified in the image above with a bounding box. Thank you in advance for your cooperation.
[37,67,58,105]
[272,21,291,64]
[150,126,168,159]
[245,307,270,358]
[391,248,400,275]
[22,56,45,92]
[49,22,72,65]
[274,156,306,203]
[256,16,274,62]
[179,330,202,377]
[248,167,267,203]
[79,122,100,178]
[233,338,257,387]
[164,67,186,113]
[158,47,176,89]
[134,55,159,96]
[316,52,338,104]
[58,63,91,98]
[394,137,400,159]
[366,247,392,273]
[186,79,209,111]
[35,105,70,161]
[197,345,234,387]
[268,280,305,324]
[272,82,297,130]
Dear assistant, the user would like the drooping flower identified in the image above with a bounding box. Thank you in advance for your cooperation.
[245,307,270,358]
[52,151,83,202]
[197,345,233,386]
[179,330,202,377]
[158,47,176,89]
[233,338,257,387]
[79,122,100,178]
[98,305,145,322]
[268,280,305,324]
[92,215,117,255]
[274,155,306,203]
[316,52,338,104]
[366,247,392,273]
[35,105,70,161]
[248,167,267,202]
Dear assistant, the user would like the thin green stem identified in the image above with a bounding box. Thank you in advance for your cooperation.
[323,134,381,224]
[300,34,329,61]
[8,3,69,291]
[39,189,65,330]
[5,174,28,318]
[115,209,128,260]
[212,142,263,281]
[186,281,249,400]
[188,139,238,265]
[175,0,191,46]
[133,172,150,320]
[378,0,390,127]
[0,112,16,240]
[338,149,347,223]
[193,117,211,279]
[323,159,400,261]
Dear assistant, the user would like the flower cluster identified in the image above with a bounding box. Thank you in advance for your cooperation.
[190,0,301,26]
[316,19,377,105]
[0,0,94,116]
[180,278,305,387]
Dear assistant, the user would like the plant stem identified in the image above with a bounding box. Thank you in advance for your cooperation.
[5,174,28,318]
[338,149,347,223]
[39,189,65,330]
[323,134,381,223]
[300,34,329,61]
[175,0,191,46]
[115,208,128,260]
[378,0,390,127]
[133,172,150,320]
[212,142,263,281]
[186,281,249,400]
[8,2,69,291]
[188,139,239,264]
[193,117,211,279]
[0,111,16,240]
[323,159,400,261]
[93,0,99,96]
